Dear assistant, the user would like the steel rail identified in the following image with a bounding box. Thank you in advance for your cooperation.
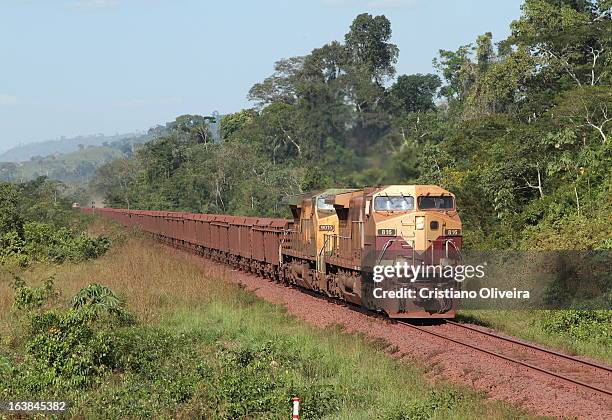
[397,321,612,397]
[446,321,612,373]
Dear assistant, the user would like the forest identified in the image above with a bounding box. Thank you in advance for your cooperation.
[92,0,612,251]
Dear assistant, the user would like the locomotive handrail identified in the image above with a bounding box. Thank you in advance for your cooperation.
[375,239,395,265]
[444,238,463,261]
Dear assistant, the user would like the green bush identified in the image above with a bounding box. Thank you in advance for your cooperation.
[74,328,212,418]
[385,390,462,420]
[0,231,29,266]
[12,275,58,311]
[23,222,110,264]
[0,178,109,267]
[215,341,292,417]
[71,283,135,326]
[539,310,612,343]
[21,309,113,391]
[4,283,135,396]
[209,340,340,419]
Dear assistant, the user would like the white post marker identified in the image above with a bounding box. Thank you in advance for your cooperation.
[291,397,300,419]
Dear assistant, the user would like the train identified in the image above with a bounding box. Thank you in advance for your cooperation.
[82,184,462,318]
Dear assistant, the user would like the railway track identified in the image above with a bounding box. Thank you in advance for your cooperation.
[398,320,612,398]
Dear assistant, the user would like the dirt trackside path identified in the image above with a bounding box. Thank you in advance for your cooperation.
[171,247,612,420]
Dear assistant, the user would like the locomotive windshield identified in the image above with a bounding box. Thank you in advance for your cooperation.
[418,196,454,210]
[316,197,335,211]
[374,196,414,211]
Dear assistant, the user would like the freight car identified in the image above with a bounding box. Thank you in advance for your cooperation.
[82,184,462,318]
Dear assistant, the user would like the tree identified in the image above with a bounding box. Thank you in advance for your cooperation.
[510,0,611,87]
[248,57,305,107]
[256,103,303,162]
[391,74,441,114]
[468,47,537,116]
[220,109,257,140]
[90,159,140,209]
[343,13,398,126]
[433,45,477,102]
[0,182,23,235]
[167,114,214,144]
[344,13,399,84]
[552,86,612,143]
[476,32,495,71]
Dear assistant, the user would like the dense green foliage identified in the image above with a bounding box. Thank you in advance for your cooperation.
[539,309,612,343]
[0,177,110,266]
[3,280,133,394]
[92,3,611,251]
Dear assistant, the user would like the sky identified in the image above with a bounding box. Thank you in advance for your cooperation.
[0,0,523,151]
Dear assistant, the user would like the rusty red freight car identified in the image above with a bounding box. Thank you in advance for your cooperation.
[90,209,291,276]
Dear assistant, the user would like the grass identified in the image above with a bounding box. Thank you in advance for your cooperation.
[0,231,537,419]
[456,309,612,363]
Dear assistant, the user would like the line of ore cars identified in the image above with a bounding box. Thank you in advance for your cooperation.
[83,185,463,318]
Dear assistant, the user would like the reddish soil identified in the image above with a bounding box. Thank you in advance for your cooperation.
[170,247,612,419]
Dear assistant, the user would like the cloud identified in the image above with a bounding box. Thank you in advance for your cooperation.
[67,0,119,11]
[0,95,18,106]
[322,0,422,8]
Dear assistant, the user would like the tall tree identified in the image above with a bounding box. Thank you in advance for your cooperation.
[391,74,441,114]
[344,13,399,84]
[248,57,305,107]
[510,0,611,87]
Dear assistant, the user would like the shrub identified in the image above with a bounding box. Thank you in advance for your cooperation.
[23,222,111,264]
[75,328,212,418]
[215,341,293,417]
[385,389,462,420]
[5,283,136,395]
[212,340,340,419]
[12,275,58,311]
[22,309,113,390]
[0,231,29,266]
[539,310,612,343]
[71,283,135,326]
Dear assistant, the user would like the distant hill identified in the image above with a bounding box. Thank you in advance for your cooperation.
[0,131,154,184]
[0,146,127,184]
[0,133,145,163]
[0,113,222,184]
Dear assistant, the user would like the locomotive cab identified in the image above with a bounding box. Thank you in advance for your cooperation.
[324,185,462,318]
[366,185,462,268]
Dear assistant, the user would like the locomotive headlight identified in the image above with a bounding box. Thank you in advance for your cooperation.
[415,216,425,230]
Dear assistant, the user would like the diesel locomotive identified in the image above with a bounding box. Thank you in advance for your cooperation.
[83,184,462,318]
